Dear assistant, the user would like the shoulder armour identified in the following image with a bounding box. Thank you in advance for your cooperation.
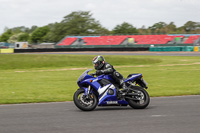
[105,63,112,68]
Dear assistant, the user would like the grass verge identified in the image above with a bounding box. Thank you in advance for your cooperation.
[0,54,200,104]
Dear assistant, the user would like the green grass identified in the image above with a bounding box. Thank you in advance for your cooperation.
[0,54,200,104]
[0,54,161,70]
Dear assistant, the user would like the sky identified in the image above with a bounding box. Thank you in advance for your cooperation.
[0,0,200,34]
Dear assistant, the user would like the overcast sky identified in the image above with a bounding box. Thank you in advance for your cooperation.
[0,0,199,34]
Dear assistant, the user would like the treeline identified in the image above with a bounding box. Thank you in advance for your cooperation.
[0,11,200,44]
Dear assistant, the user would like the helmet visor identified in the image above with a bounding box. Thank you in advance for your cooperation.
[93,62,99,67]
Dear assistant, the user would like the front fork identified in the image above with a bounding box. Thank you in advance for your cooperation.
[84,85,91,99]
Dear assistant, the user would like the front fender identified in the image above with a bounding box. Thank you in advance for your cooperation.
[78,87,88,96]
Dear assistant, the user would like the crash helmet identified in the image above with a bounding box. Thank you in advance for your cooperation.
[92,55,105,70]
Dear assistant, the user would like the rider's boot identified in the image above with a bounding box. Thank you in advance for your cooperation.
[120,81,129,95]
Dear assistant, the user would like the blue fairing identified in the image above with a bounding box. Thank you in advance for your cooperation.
[77,69,128,106]
[124,74,142,83]
[98,74,115,81]
[79,78,101,90]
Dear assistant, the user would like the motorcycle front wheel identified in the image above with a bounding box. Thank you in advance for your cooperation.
[73,89,98,111]
[126,86,150,109]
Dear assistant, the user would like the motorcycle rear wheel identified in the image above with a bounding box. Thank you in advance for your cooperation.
[126,86,150,109]
[73,89,98,111]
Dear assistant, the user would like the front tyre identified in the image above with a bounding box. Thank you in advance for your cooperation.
[126,86,150,109]
[73,89,98,111]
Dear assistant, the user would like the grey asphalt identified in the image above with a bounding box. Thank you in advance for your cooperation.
[0,95,199,133]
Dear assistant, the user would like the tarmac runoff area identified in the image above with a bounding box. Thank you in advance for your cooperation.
[0,95,199,133]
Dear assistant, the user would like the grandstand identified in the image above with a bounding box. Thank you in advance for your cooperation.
[58,37,77,46]
[56,34,200,47]
[184,35,200,44]
[7,34,199,53]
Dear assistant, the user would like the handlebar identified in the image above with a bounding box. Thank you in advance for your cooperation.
[89,72,96,76]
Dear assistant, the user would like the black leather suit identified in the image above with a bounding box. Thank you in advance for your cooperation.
[96,62,124,86]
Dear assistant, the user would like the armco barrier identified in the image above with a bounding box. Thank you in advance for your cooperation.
[14,47,149,53]
[182,46,194,52]
[149,46,197,52]
[55,43,194,49]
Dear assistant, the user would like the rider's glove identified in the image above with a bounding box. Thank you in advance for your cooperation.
[89,73,95,76]
[96,70,104,75]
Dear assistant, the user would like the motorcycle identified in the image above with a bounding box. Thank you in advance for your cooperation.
[73,69,150,111]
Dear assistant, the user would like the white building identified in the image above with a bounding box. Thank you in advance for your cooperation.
[15,42,28,49]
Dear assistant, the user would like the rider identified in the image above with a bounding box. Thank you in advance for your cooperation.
[92,55,127,90]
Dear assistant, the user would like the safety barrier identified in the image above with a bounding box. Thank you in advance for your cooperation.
[194,46,199,52]
[14,47,149,53]
[55,43,194,49]
[149,46,200,52]
[1,46,199,53]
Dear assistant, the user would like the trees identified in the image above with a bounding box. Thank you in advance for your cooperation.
[44,11,109,42]
[0,29,13,42]
[62,11,108,35]
[0,26,31,43]
[112,22,138,34]
[29,26,50,43]
[18,33,29,42]
[1,11,110,43]
[183,21,200,33]
[148,22,167,34]
[1,10,200,44]
[7,32,30,43]
[165,22,177,34]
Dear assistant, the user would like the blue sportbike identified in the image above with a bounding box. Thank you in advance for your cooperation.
[73,69,150,111]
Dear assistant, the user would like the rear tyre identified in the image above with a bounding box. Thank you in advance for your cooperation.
[126,86,150,109]
[73,89,98,111]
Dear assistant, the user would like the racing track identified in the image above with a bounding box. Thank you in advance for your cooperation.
[0,95,199,133]
[2,51,200,133]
